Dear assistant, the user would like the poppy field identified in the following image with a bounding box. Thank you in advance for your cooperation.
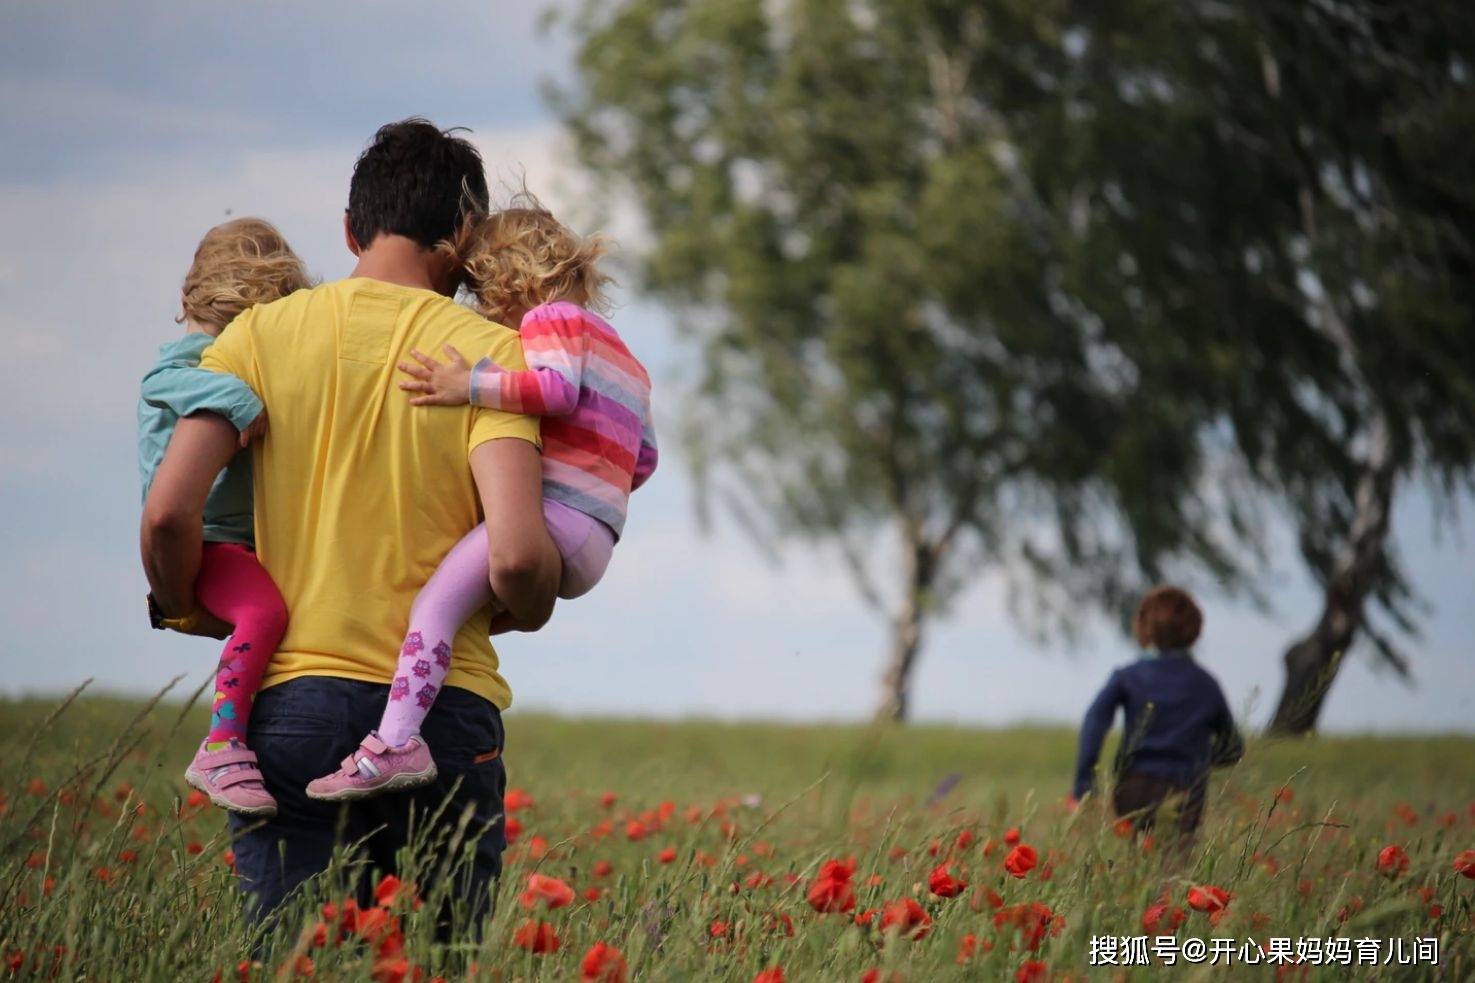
[2,690,1474,981]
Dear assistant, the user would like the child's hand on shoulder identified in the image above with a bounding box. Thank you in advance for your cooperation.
[399,345,473,406]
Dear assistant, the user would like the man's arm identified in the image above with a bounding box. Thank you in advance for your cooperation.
[470,438,560,629]
[141,413,239,631]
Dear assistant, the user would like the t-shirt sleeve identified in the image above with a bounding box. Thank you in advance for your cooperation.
[468,326,541,453]
[198,309,261,393]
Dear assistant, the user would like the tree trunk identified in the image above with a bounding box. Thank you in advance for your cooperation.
[1268,414,1397,735]
[875,589,926,723]
[874,535,936,723]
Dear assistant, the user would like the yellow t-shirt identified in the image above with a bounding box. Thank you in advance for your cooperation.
[200,278,539,708]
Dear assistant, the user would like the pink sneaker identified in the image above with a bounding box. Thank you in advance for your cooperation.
[184,743,278,817]
[306,733,437,802]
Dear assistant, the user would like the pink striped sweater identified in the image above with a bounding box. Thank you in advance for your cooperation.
[469,301,656,537]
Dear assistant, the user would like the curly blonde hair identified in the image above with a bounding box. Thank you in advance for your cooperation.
[179,218,312,331]
[443,197,611,327]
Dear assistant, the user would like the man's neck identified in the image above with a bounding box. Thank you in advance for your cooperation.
[349,235,449,295]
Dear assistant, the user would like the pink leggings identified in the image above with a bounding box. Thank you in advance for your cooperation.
[375,501,613,746]
[194,542,288,747]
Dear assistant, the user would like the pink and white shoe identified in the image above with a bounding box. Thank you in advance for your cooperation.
[305,733,437,802]
[184,743,278,817]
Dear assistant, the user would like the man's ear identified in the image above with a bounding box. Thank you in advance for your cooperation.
[344,213,361,256]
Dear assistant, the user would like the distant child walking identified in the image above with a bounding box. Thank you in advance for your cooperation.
[306,201,657,800]
[138,218,310,817]
[1071,586,1243,837]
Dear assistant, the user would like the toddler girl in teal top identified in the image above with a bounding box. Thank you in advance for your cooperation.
[138,218,310,817]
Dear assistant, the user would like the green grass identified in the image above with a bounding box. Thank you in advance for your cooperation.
[2,687,1473,980]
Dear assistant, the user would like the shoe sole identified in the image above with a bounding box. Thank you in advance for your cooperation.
[305,764,439,803]
[183,768,278,819]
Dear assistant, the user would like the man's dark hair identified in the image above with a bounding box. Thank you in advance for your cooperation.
[347,117,489,250]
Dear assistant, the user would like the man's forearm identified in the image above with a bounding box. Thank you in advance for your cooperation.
[140,413,240,618]
[141,514,203,617]
[488,545,560,629]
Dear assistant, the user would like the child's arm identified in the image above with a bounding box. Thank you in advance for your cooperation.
[399,309,591,417]
[142,361,264,439]
[1071,672,1123,800]
[471,309,590,416]
[632,413,659,490]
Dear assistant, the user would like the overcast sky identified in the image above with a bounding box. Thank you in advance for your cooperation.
[1,0,1471,733]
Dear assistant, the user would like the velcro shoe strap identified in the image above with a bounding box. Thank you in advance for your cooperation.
[197,748,259,769]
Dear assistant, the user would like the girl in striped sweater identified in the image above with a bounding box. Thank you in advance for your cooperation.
[306,203,656,800]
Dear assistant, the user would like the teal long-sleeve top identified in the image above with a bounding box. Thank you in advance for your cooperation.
[137,332,263,546]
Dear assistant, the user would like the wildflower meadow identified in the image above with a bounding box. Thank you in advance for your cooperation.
[2,684,1473,981]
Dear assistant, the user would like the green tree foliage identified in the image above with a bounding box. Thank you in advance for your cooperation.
[552,0,1475,724]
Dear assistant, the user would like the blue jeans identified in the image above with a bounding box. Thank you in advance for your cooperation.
[228,676,507,929]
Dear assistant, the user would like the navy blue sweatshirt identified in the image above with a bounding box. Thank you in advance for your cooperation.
[1072,649,1243,800]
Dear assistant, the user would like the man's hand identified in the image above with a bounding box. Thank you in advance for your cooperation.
[172,608,235,640]
[399,345,473,405]
[238,409,269,448]
[488,610,553,636]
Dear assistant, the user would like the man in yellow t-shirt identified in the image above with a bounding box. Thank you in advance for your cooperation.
[141,119,561,926]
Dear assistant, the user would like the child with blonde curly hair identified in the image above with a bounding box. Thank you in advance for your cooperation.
[306,201,657,800]
[139,217,311,817]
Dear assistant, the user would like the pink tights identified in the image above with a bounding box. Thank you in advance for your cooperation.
[376,501,613,746]
[194,542,288,748]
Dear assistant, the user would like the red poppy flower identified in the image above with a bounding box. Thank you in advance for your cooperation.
[862,971,904,983]
[580,942,627,983]
[1003,844,1038,878]
[504,788,534,812]
[374,875,409,908]
[994,902,1059,950]
[928,863,968,898]
[625,820,648,841]
[657,846,677,864]
[1142,902,1186,934]
[1187,885,1231,913]
[752,968,784,983]
[1454,850,1475,880]
[505,816,522,844]
[709,920,729,938]
[1377,844,1409,877]
[955,829,975,850]
[1003,827,1021,846]
[878,898,932,941]
[807,858,857,913]
[593,860,614,878]
[600,792,617,809]
[519,874,576,910]
[765,912,795,937]
[1016,960,1048,983]
[512,920,560,954]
